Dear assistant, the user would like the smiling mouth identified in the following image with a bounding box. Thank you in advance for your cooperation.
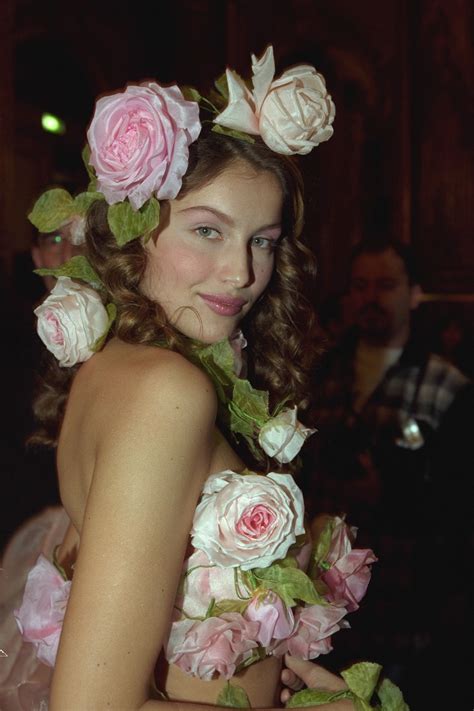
[199,293,247,317]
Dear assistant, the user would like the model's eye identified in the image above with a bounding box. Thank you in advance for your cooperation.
[252,236,275,250]
[195,226,220,239]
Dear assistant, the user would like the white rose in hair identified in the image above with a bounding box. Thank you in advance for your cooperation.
[258,406,316,463]
[214,46,335,155]
[35,277,108,367]
[191,470,305,570]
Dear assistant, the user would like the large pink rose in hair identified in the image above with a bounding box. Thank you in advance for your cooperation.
[87,83,201,210]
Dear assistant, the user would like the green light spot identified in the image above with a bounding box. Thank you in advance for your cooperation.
[41,113,66,135]
[53,234,62,243]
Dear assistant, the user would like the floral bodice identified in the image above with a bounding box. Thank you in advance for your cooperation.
[14,469,375,681]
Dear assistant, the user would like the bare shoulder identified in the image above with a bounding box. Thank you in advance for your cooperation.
[75,339,217,430]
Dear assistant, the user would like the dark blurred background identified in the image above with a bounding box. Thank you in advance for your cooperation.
[0,0,472,701]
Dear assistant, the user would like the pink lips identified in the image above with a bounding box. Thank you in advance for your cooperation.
[199,293,246,316]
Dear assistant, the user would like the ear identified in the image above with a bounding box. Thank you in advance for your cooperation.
[409,283,423,311]
[31,245,43,269]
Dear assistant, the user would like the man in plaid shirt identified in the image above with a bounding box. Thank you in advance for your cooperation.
[303,239,473,710]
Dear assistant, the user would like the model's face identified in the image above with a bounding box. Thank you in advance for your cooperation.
[349,248,420,346]
[141,162,283,343]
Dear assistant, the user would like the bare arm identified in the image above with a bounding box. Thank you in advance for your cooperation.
[50,355,217,710]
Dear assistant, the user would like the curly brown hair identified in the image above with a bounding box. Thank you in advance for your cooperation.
[31,131,323,463]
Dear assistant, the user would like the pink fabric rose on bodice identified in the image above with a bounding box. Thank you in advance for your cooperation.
[166,613,259,681]
[320,517,377,612]
[244,591,294,647]
[87,82,201,209]
[270,603,348,660]
[175,549,242,619]
[14,555,71,668]
[191,470,305,570]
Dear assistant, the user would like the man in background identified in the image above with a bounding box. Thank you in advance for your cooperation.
[304,239,473,710]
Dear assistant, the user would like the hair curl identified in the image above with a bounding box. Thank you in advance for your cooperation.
[32,131,323,466]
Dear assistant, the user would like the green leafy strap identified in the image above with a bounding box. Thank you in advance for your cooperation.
[188,339,272,456]
[286,662,410,710]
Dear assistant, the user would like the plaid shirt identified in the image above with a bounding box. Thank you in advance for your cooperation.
[301,329,473,676]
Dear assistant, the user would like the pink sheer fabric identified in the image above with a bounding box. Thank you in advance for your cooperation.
[0,507,69,710]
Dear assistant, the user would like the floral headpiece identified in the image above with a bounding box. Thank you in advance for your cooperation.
[29,46,333,463]
[29,45,334,248]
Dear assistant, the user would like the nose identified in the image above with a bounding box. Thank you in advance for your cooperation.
[220,242,253,287]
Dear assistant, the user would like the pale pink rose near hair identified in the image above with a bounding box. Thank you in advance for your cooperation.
[14,554,71,668]
[214,46,335,156]
[34,277,109,367]
[244,591,294,647]
[166,613,259,680]
[270,603,348,660]
[322,548,377,612]
[87,82,201,210]
[191,470,305,570]
[175,549,242,619]
[258,406,316,463]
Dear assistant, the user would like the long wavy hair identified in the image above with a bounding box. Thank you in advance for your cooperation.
[31,131,323,466]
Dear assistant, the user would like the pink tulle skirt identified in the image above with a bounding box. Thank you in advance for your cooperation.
[0,507,69,710]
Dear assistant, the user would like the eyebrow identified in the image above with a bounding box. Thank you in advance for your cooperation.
[177,205,281,232]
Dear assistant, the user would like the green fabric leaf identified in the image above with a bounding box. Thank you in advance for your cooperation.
[252,564,324,606]
[73,191,104,215]
[28,188,75,232]
[107,197,160,246]
[354,699,375,711]
[216,681,250,708]
[81,144,96,182]
[230,379,270,430]
[34,255,102,289]
[376,678,410,711]
[181,85,202,103]
[342,662,382,702]
[212,124,255,144]
[206,598,249,617]
[308,516,336,579]
[286,688,352,707]
[214,72,229,100]
[91,303,117,352]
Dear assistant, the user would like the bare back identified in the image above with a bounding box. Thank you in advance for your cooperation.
[53,339,281,708]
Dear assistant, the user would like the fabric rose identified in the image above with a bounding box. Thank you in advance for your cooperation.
[319,517,377,612]
[34,276,109,367]
[322,548,377,612]
[14,554,71,667]
[166,613,259,680]
[244,591,294,647]
[270,603,348,660]
[176,549,243,619]
[214,45,335,155]
[258,406,316,463]
[87,82,201,209]
[191,470,305,570]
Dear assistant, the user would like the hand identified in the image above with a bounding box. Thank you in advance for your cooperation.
[280,654,350,706]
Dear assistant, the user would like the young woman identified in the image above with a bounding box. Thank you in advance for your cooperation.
[2,47,377,711]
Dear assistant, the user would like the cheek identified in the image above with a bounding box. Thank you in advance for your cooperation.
[253,257,275,299]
